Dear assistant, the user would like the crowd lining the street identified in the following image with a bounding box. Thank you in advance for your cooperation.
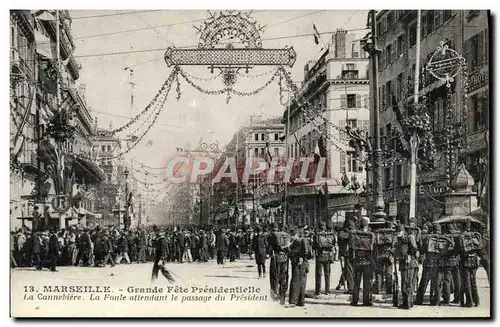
[11,215,490,310]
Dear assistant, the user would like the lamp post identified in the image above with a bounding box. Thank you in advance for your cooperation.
[363,10,386,223]
[123,167,130,230]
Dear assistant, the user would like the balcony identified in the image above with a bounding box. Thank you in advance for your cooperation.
[341,70,360,80]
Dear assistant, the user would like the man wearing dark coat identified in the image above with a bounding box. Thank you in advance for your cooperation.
[252,225,268,279]
[216,229,229,265]
[102,231,115,267]
[151,230,168,281]
[32,231,42,270]
[74,229,91,267]
[177,230,185,263]
[199,230,209,262]
[48,228,60,272]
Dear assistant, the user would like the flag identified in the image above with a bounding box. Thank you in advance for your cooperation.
[341,171,350,187]
[34,30,53,59]
[313,24,321,45]
[313,140,321,164]
[34,10,56,21]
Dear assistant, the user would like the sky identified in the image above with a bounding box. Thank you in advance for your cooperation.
[69,10,368,171]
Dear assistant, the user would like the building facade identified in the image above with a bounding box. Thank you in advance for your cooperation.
[283,29,370,227]
[10,10,104,230]
[374,10,489,222]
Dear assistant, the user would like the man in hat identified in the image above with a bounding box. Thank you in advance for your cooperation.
[459,219,481,307]
[268,222,291,305]
[415,222,435,305]
[336,220,355,294]
[151,229,168,281]
[350,217,375,306]
[74,228,91,267]
[395,223,419,309]
[446,223,462,304]
[252,225,268,279]
[102,230,115,267]
[313,220,335,297]
[48,227,60,272]
[287,226,310,308]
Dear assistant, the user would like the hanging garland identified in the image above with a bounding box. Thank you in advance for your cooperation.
[106,68,177,160]
[177,66,281,103]
[460,60,469,157]
[132,159,166,170]
[108,67,180,135]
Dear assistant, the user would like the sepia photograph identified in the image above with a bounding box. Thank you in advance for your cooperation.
[8,8,491,318]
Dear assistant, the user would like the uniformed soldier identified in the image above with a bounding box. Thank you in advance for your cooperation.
[437,224,457,305]
[415,223,439,305]
[336,220,355,294]
[268,223,291,305]
[395,223,419,309]
[374,225,396,295]
[350,217,375,307]
[287,226,310,308]
[447,223,462,304]
[459,220,481,307]
[313,221,335,296]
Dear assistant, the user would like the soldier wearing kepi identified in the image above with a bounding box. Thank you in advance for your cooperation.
[373,223,396,295]
[336,220,355,293]
[287,226,310,308]
[350,217,375,307]
[395,223,419,309]
[313,220,335,297]
[459,219,482,307]
[415,223,438,305]
[268,223,291,305]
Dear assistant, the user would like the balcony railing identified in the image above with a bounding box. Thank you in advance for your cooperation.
[341,70,360,80]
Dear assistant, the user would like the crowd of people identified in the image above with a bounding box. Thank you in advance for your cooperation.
[11,215,490,310]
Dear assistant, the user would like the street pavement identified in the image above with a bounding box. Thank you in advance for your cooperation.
[10,257,490,317]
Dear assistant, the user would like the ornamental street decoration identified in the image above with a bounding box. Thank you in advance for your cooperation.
[426,41,465,88]
[51,194,71,214]
[164,10,296,101]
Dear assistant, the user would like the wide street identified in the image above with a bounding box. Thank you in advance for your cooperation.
[11,258,490,318]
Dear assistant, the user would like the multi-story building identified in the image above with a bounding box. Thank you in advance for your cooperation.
[213,117,285,226]
[283,29,370,227]
[374,10,489,221]
[10,10,104,230]
[92,127,126,227]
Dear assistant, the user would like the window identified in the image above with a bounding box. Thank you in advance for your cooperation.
[384,167,392,188]
[443,10,452,22]
[254,148,259,157]
[391,41,397,63]
[346,119,358,128]
[381,17,387,34]
[274,148,279,158]
[434,10,443,28]
[380,127,386,150]
[409,22,417,47]
[433,97,444,130]
[254,133,259,141]
[11,26,15,46]
[377,22,382,37]
[396,73,403,101]
[386,44,392,64]
[102,145,106,152]
[261,148,266,156]
[426,11,434,37]
[465,32,487,72]
[346,152,358,172]
[274,133,279,141]
[346,63,355,70]
[471,91,488,132]
[260,133,265,141]
[387,12,394,29]
[347,94,357,108]
[395,165,402,186]
[340,152,346,173]
[385,80,392,106]
[107,145,111,152]
[17,29,27,61]
[397,33,406,57]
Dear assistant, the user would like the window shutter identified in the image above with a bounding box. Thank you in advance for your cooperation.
[484,29,489,64]
[356,94,362,108]
[340,152,346,173]
[339,120,346,140]
[392,41,397,63]
[381,85,386,108]
[340,94,347,109]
